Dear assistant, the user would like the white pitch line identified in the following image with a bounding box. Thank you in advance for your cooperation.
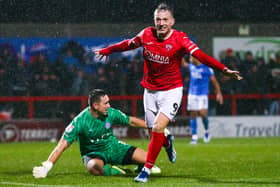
[0,181,74,187]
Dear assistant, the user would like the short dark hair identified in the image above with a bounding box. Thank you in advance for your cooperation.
[155,3,174,16]
[88,89,107,107]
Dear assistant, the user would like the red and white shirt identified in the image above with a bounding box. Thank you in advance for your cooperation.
[100,26,226,91]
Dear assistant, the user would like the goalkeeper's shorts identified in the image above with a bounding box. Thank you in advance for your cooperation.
[82,140,136,166]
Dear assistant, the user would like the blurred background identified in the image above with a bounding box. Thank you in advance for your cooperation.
[0,0,279,141]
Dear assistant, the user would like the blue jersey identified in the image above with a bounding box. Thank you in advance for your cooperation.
[188,63,214,95]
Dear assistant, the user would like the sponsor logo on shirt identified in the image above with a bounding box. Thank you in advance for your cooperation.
[105,122,111,129]
[190,68,203,79]
[166,44,172,51]
[65,124,74,133]
[144,49,170,64]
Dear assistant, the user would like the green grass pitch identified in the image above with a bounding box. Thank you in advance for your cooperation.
[0,137,280,187]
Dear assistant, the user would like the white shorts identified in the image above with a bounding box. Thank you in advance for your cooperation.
[144,87,183,127]
[187,94,208,111]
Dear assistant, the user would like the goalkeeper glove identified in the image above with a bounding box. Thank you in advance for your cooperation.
[32,161,53,178]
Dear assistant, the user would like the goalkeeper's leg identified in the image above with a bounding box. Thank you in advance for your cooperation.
[127,147,161,174]
[86,158,126,176]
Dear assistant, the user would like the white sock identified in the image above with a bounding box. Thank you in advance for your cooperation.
[192,134,198,140]
[143,167,151,175]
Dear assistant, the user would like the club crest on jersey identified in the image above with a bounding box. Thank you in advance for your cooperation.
[105,122,111,129]
[65,124,74,133]
[166,44,173,51]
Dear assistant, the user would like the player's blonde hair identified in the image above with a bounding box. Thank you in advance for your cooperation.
[154,3,174,17]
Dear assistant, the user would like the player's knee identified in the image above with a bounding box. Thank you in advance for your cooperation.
[88,169,103,176]
[190,111,198,118]
[86,159,104,176]
[152,123,164,132]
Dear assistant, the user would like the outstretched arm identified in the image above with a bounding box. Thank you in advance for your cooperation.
[222,67,243,80]
[94,36,141,60]
[46,138,70,164]
[32,138,70,178]
[181,33,242,80]
[128,116,147,128]
[192,50,243,80]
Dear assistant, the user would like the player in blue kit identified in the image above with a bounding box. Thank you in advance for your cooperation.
[185,56,223,144]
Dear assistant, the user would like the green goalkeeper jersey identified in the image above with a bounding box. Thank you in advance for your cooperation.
[63,107,130,156]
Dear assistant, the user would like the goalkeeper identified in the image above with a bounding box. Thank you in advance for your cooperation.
[33,89,160,178]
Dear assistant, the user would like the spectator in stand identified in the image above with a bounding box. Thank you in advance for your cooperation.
[0,63,13,97]
[242,63,267,114]
[12,58,30,96]
[29,53,49,75]
[29,59,54,96]
[0,63,13,115]
[126,56,144,95]
[243,51,256,69]
[48,71,62,96]
[269,100,280,115]
[29,72,51,117]
[0,46,18,115]
[0,46,17,73]
[107,66,122,95]
[70,69,89,96]
[51,59,71,95]
[268,52,280,93]
[256,57,271,114]
[9,58,30,118]
[95,66,110,94]
[65,65,80,95]
[256,57,270,91]
[62,49,80,69]
[221,48,242,72]
[267,52,280,115]
[29,60,61,118]
[47,69,63,118]
[215,71,241,115]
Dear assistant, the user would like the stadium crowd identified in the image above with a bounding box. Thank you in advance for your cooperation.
[0,43,279,118]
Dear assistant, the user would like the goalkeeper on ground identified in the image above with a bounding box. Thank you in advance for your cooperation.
[33,89,160,178]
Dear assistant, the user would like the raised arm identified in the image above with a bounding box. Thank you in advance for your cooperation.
[32,137,71,178]
[192,49,242,80]
[94,35,142,60]
[181,33,242,80]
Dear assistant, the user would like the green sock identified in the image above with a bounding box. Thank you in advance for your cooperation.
[103,165,124,176]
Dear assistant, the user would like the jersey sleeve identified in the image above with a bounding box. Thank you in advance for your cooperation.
[192,49,226,71]
[180,32,200,55]
[63,119,79,144]
[99,29,144,55]
[209,67,214,76]
[110,108,130,126]
[179,32,227,71]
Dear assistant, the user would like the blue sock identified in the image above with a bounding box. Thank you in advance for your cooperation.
[190,118,197,135]
[202,117,209,136]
